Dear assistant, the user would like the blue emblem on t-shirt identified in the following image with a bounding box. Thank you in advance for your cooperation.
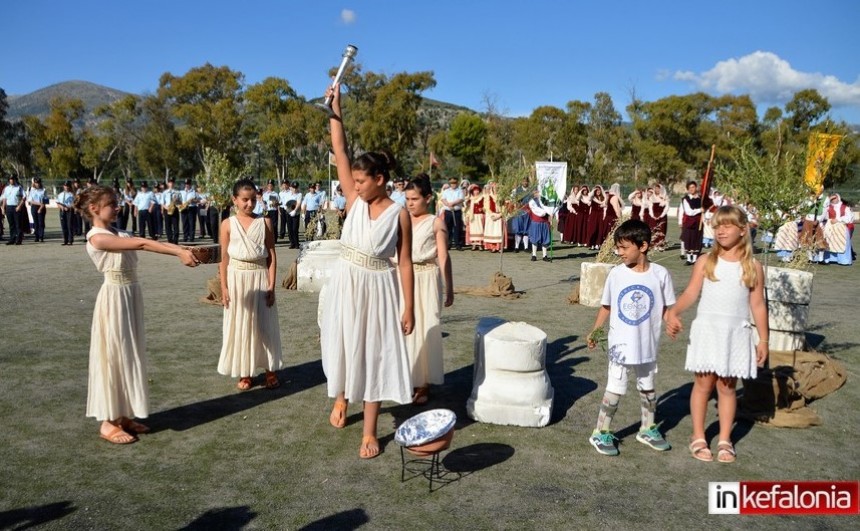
[617,285,654,326]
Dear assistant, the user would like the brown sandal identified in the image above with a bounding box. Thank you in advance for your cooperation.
[264,371,280,390]
[100,425,137,445]
[121,418,151,434]
[329,398,347,429]
[412,386,430,405]
[237,377,253,391]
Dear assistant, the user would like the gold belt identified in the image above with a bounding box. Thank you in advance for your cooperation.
[413,261,438,272]
[104,269,137,285]
[231,259,267,270]
[341,246,391,271]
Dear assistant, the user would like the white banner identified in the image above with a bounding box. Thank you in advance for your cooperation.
[534,161,567,209]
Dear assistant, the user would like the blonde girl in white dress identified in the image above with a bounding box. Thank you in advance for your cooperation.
[666,205,769,463]
[403,174,454,405]
[218,179,283,391]
[321,83,415,459]
[76,185,198,444]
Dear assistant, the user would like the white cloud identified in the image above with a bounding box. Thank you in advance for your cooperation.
[341,9,356,25]
[673,51,860,108]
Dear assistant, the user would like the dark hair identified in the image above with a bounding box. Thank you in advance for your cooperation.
[686,180,697,189]
[405,173,432,197]
[614,219,651,250]
[352,150,396,183]
[232,178,257,197]
[73,184,116,221]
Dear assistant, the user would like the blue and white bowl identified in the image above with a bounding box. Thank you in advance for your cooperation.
[395,409,457,447]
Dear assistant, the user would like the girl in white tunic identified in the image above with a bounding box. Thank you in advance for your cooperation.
[322,83,415,459]
[218,179,283,391]
[403,175,454,405]
[77,185,198,444]
[666,206,769,463]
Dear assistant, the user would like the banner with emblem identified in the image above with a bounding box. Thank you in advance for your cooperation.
[534,161,567,211]
[804,133,842,194]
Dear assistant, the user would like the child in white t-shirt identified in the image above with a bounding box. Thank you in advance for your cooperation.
[586,219,676,456]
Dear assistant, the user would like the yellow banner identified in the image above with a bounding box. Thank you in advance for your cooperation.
[804,133,842,194]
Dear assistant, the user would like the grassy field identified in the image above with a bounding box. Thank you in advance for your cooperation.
[0,216,857,530]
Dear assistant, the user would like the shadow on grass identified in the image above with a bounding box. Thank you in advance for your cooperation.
[178,506,256,530]
[297,508,369,530]
[614,381,754,447]
[546,335,597,425]
[148,359,325,433]
[0,501,75,530]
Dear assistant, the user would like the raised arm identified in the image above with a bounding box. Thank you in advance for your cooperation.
[328,84,357,209]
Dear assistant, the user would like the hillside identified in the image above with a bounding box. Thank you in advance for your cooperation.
[6,81,133,120]
[5,80,474,125]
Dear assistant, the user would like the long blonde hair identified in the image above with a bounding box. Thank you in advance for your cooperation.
[703,205,757,288]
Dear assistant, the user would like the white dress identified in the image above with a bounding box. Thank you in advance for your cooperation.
[320,198,412,403]
[218,216,283,377]
[404,215,444,387]
[685,258,757,378]
[85,227,148,421]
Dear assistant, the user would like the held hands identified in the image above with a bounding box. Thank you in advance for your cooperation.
[665,312,683,339]
[756,342,769,368]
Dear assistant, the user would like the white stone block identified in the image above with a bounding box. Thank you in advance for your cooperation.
[766,301,809,333]
[296,239,342,293]
[483,321,547,373]
[468,317,554,428]
[579,262,615,307]
[765,267,813,304]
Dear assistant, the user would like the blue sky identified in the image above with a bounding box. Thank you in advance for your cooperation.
[4,0,859,123]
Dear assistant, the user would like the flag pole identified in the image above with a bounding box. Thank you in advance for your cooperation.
[698,144,716,231]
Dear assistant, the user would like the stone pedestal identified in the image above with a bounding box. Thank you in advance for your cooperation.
[296,239,342,293]
[467,317,554,427]
[754,266,814,351]
[579,262,615,307]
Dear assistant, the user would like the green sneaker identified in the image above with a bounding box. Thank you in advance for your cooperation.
[589,430,619,456]
[636,425,671,451]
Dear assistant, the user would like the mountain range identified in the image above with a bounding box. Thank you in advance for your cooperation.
[4,80,471,124]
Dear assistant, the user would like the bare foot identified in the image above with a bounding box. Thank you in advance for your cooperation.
[100,421,136,444]
[237,377,253,391]
[359,435,380,459]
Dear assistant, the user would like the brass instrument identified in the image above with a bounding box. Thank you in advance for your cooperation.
[166,193,180,215]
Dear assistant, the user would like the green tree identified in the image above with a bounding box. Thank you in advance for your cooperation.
[136,94,183,183]
[37,98,84,180]
[447,112,487,177]
[785,89,831,133]
[87,95,143,183]
[244,76,319,182]
[158,64,245,172]
[586,92,625,183]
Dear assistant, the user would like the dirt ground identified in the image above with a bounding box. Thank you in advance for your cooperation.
[0,215,857,530]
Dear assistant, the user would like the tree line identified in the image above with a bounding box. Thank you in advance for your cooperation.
[1,62,857,190]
